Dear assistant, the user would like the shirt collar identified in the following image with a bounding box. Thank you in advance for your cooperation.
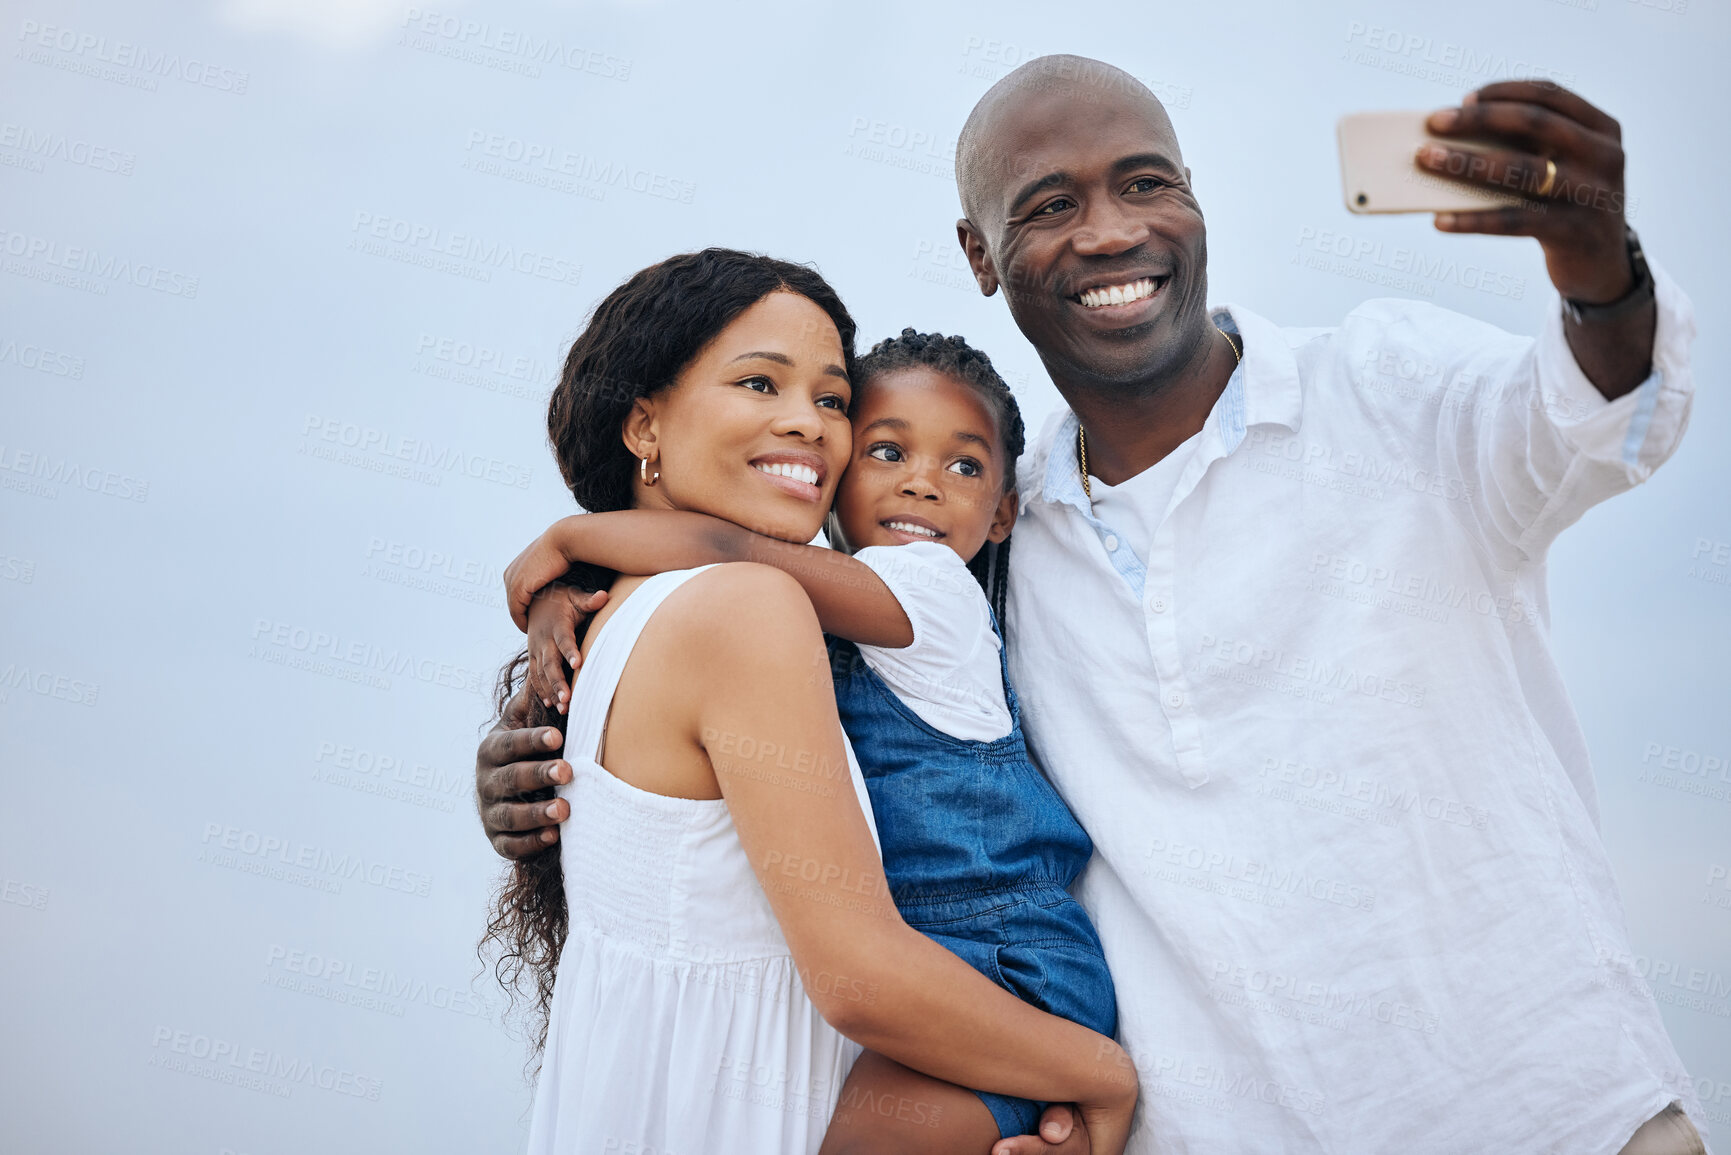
[1021,303,1303,515]
[1217,303,1304,443]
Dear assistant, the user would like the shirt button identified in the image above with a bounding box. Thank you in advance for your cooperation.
[1149,596,1167,613]
[1166,690,1185,710]
[1104,534,1119,552]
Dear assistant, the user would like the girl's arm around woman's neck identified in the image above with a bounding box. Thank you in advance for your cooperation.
[510,509,914,647]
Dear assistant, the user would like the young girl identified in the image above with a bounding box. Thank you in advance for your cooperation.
[507,327,1121,1151]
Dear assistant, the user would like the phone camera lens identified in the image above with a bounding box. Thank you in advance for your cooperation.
[1355,193,1368,206]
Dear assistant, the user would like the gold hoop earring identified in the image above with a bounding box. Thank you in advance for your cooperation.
[639,454,660,486]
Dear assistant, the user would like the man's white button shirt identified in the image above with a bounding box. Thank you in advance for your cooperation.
[1007,270,1701,1153]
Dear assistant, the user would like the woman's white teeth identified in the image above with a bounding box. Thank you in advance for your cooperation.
[885,521,940,538]
[755,461,819,485]
[1078,277,1159,309]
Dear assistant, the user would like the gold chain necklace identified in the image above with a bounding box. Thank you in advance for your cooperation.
[1079,324,1241,500]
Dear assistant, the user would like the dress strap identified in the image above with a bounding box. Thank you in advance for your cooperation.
[564,565,721,765]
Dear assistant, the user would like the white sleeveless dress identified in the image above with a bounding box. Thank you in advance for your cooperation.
[525,565,880,1155]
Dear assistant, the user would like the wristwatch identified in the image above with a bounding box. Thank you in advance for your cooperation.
[1562,225,1654,325]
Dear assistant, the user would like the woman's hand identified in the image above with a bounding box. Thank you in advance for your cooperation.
[504,516,587,630]
[992,1045,1137,1155]
[1074,1041,1138,1155]
[525,585,606,713]
[1071,1086,1136,1155]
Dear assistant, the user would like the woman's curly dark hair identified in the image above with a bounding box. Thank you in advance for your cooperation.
[481,248,858,1061]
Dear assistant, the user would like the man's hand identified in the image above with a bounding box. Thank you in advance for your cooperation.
[1419,80,1628,299]
[476,688,572,858]
[1417,80,1654,397]
[526,586,606,713]
[993,1103,1092,1155]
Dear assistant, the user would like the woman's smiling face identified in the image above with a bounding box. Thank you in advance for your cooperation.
[626,290,854,544]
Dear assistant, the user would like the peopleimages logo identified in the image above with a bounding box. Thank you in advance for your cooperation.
[1294,227,1526,300]
[415,332,548,387]
[1341,21,1575,90]
[310,738,465,815]
[1306,551,1538,627]
[199,822,434,898]
[843,117,956,181]
[1,877,49,911]
[1246,428,1477,506]
[0,122,134,174]
[1257,756,1491,831]
[249,616,488,696]
[463,131,696,204]
[300,415,533,489]
[264,945,490,1018]
[0,334,84,378]
[399,8,631,80]
[349,210,580,286]
[148,1027,381,1100]
[1595,946,1731,1016]
[1197,631,1429,709]
[1145,835,1378,913]
[0,662,100,707]
[15,20,250,94]
[0,443,149,502]
[364,536,498,590]
[0,227,199,297]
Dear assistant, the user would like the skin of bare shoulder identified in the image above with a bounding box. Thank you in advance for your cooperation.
[592,562,825,803]
[654,560,820,657]
[677,562,830,709]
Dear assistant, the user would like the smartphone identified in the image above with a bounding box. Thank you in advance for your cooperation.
[1337,110,1523,215]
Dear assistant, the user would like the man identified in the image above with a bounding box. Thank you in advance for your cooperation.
[477,56,1705,1154]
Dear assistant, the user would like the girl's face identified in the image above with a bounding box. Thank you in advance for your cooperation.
[832,367,1017,563]
[626,291,853,544]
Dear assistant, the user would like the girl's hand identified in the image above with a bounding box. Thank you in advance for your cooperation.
[504,517,585,630]
[991,1103,1093,1155]
[526,586,607,713]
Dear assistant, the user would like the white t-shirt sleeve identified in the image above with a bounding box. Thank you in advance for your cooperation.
[847,541,1012,742]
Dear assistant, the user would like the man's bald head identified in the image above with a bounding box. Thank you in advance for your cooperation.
[949,53,1213,399]
[956,54,1179,225]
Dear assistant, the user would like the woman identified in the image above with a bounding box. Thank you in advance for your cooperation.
[481,248,1135,1154]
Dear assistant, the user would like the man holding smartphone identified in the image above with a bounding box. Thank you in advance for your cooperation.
[478,56,1704,1155]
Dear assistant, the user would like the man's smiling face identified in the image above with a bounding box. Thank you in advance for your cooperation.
[957,66,1211,392]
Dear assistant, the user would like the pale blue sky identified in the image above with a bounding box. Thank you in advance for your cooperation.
[2,0,1727,1148]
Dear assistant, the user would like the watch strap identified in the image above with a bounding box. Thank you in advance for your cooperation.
[1562,226,1654,325]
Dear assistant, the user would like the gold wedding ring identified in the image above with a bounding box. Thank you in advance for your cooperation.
[1535,157,1558,198]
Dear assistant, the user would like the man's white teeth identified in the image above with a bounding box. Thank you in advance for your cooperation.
[755,461,819,486]
[885,521,940,538]
[1078,277,1159,309]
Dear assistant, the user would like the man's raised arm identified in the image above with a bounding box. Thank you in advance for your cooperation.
[1389,79,1694,562]
[1419,80,1658,397]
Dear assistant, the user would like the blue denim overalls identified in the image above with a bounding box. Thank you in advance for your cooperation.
[826,609,1119,1139]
